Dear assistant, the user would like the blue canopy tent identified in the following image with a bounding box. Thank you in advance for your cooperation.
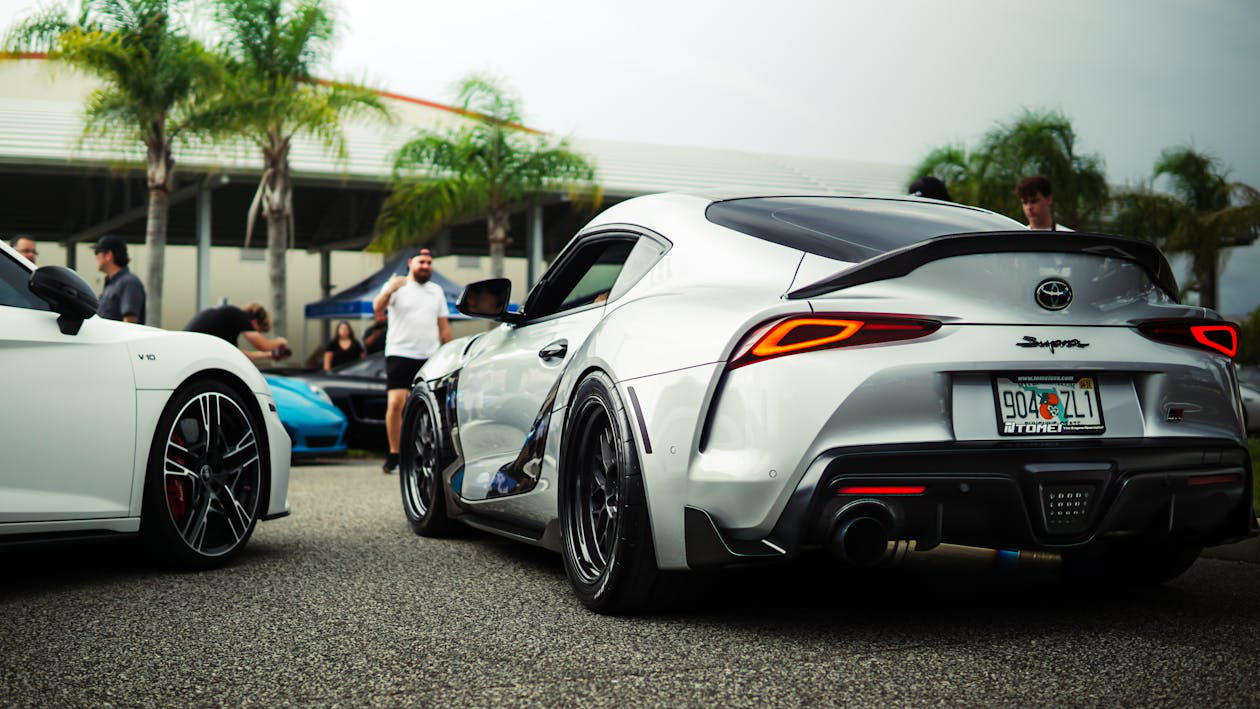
[304,253,470,321]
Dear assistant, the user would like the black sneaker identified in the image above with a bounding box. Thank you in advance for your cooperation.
[383,453,399,474]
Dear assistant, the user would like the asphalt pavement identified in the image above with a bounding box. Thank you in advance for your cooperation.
[3,460,1260,706]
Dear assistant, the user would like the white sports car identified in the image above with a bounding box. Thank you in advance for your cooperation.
[0,241,290,567]
[399,191,1254,613]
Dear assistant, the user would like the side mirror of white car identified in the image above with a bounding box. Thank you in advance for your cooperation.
[458,278,520,323]
[29,265,99,335]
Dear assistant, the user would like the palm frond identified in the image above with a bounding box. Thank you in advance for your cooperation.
[371,176,491,253]
[1154,146,1229,212]
[379,75,599,254]
[910,144,979,204]
[1108,188,1188,248]
[454,73,521,124]
[213,0,333,82]
[501,142,597,204]
[4,3,76,51]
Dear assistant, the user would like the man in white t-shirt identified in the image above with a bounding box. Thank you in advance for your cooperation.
[373,248,452,473]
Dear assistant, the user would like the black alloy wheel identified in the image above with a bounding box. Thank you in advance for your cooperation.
[142,380,265,568]
[559,371,661,613]
[400,386,453,536]
[566,404,621,584]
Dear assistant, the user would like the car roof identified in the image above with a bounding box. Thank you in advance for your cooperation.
[679,186,996,213]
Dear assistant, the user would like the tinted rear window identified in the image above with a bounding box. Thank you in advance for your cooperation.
[705,197,1023,262]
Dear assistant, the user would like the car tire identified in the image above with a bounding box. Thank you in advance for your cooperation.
[559,371,662,614]
[140,379,268,570]
[1062,539,1202,586]
[399,384,454,537]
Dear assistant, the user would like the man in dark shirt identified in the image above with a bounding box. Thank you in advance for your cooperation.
[186,302,291,364]
[94,235,146,324]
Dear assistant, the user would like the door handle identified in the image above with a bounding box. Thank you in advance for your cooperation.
[538,340,568,360]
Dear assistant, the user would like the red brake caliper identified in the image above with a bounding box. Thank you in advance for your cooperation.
[166,431,192,523]
[166,478,190,524]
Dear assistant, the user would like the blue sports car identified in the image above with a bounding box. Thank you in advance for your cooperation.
[264,374,348,459]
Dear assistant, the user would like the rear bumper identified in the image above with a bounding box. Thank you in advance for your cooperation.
[685,438,1255,568]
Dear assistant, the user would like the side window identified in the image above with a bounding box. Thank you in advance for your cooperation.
[526,238,636,320]
[607,237,667,302]
[0,252,51,312]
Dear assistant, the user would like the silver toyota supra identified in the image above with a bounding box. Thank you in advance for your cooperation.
[397,191,1253,613]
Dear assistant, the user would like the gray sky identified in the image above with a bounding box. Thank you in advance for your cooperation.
[5,0,1259,311]
[328,0,1260,188]
[330,0,1260,314]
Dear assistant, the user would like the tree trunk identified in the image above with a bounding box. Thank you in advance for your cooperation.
[144,188,169,326]
[487,206,510,279]
[266,199,288,337]
[145,136,174,327]
[262,135,292,337]
[1196,253,1220,312]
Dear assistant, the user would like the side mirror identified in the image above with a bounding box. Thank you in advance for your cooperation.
[29,265,99,335]
[457,278,518,322]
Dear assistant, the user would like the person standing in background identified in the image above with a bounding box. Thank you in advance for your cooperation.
[324,320,365,371]
[1017,176,1072,231]
[362,313,388,355]
[94,234,146,324]
[373,248,452,474]
[9,235,37,263]
[186,302,290,365]
[908,176,953,202]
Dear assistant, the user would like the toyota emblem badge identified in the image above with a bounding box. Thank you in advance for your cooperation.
[1035,278,1073,311]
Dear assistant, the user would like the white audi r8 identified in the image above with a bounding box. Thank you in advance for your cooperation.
[398,190,1253,613]
[0,242,290,568]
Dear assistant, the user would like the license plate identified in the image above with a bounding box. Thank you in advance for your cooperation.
[993,374,1105,436]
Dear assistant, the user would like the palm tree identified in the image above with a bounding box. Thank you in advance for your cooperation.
[5,0,225,326]
[373,75,599,279]
[210,0,387,337]
[914,109,1109,229]
[1110,147,1260,311]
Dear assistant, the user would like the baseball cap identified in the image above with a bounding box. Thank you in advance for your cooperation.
[93,234,129,263]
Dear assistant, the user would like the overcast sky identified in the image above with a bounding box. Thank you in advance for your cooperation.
[4,0,1259,311]
[322,0,1260,189]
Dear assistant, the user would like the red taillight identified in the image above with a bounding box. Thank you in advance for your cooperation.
[836,485,926,495]
[1137,319,1240,358]
[729,314,941,369]
[1191,325,1238,357]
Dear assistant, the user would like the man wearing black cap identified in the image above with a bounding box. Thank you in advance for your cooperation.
[94,234,146,324]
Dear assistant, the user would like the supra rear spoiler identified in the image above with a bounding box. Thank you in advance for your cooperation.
[786,231,1179,302]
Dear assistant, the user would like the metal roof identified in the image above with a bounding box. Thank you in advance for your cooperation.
[0,58,910,197]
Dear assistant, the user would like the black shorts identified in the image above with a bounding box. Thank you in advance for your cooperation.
[385,356,426,390]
